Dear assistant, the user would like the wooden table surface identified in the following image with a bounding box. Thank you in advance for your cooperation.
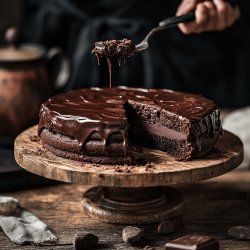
[1,169,250,250]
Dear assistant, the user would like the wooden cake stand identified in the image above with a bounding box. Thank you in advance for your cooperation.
[14,125,243,225]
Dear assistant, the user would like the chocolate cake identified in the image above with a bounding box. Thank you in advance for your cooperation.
[38,87,222,164]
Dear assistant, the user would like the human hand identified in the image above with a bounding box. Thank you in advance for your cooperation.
[176,0,240,34]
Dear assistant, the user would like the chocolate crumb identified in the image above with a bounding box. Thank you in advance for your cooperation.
[37,148,46,156]
[112,164,135,173]
[92,163,101,168]
[145,163,153,171]
[30,135,40,142]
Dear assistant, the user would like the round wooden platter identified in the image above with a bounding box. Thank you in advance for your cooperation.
[15,125,243,188]
[14,125,243,224]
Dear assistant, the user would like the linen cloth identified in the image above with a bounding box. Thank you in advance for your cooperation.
[0,196,57,245]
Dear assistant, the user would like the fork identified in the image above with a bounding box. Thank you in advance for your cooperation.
[135,12,195,52]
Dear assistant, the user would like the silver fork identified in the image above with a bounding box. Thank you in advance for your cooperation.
[135,12,195,52]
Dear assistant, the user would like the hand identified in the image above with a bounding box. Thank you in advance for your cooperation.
[176,0,241,34]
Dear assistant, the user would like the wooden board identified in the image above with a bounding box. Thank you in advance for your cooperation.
[0,171,250,250]
[82,186,184,224]
[14,125,243,187]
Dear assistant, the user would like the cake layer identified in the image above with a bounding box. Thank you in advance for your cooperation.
[38,87,222,163]
[42,142,132,165]
[40,128,127,157]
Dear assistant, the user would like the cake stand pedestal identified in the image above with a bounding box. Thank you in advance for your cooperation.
[14,126,243,224]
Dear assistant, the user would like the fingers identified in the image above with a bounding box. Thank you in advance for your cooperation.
[177,0,241,34]
[178,1,213,34]
[226,4,237,27]
[213,0,228,30]
[203,1,217,31]
[177,0,199,15]
[195,3,210,33]
[177,0,200,34]
[213,0,241,31]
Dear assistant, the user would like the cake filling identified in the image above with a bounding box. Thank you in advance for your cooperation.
[143,123,187,140]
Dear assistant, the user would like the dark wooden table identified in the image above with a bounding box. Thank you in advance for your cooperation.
[0,147,56,191]
[1,169,250,250]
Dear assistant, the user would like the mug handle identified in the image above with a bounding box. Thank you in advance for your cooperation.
[46,47,70,89]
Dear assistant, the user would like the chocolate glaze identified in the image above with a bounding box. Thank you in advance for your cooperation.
[38,87,222,161]
[107,57,112,88]
[92,39,136,87]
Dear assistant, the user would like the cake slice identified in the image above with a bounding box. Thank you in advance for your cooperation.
[125,88,221,160]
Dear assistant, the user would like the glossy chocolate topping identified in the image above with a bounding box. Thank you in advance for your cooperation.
[38,87,222,159]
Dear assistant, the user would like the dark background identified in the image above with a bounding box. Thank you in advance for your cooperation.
[1,0,249,107]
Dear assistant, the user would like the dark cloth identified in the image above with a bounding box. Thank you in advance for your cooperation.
[21,0,250,107]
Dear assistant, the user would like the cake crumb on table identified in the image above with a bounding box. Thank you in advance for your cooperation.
[29,135,40,142]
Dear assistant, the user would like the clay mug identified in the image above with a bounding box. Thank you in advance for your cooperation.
[0,28,70,144]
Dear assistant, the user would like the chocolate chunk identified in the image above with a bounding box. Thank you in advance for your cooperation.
[158,219,178,234]
[228,225,250,240]
[165,235,219,250]
[73,232,98,250]
[122,226,143,245]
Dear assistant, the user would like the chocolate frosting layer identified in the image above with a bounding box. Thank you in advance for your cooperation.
[38,87,222,159]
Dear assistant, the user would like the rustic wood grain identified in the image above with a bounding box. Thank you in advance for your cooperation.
[0,171,250,249]
[82,186,184,224]
[14,126,243,187]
